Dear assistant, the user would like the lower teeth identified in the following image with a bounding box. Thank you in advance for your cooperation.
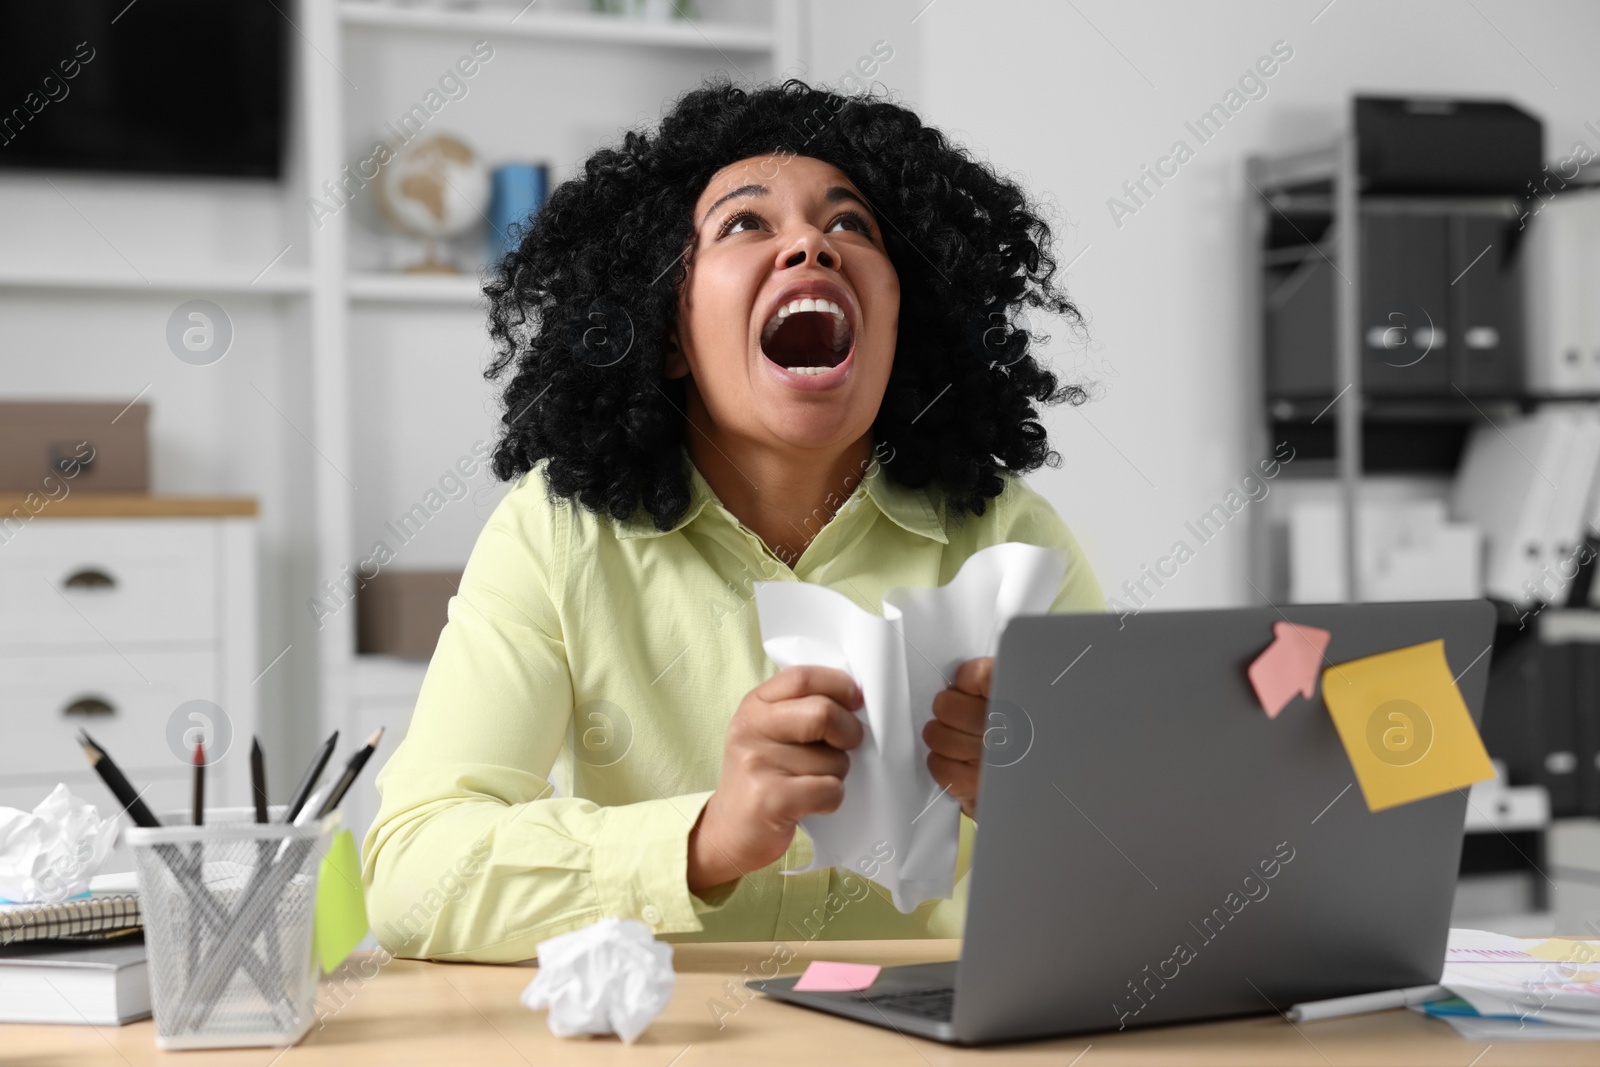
[785,365,833,376]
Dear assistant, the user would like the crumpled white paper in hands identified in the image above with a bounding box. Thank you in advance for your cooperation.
[519,917,675,1043]
[755,541,1069,914]
[0,783,121,904]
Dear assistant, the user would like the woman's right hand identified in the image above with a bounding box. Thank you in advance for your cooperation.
[687,665,865,893]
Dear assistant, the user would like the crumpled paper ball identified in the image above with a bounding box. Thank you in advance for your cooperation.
[519,917,675,1043]
[0,783,120,904]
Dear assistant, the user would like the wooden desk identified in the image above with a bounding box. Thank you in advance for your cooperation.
[6,940,1597,1065]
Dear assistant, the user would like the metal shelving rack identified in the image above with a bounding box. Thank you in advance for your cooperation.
[1248,126,1364,603]
[1248,107,1530,605]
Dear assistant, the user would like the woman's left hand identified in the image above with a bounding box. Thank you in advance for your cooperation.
[923,656,992,821]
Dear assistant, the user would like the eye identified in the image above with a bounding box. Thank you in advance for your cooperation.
[829,210,875,236]
[716,210,764,239]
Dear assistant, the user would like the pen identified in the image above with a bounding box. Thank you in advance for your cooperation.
[78,730,161,828]
[282,729,338,823]
[315,727,385,818]
[291,783,332,829]
[192,740,205,827]
[284,728,383,835]
[250,736,269,824]
[1286,983,1450,1023]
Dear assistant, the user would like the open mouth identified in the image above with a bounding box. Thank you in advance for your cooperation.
[759,297,854,375]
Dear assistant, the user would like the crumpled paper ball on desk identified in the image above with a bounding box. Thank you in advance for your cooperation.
[519,917,676,1043]
[0,783,120,904]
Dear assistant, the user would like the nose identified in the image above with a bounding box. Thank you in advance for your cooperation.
[777,225,840,272]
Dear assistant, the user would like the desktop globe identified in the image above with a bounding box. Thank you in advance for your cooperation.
[375,133,489,273]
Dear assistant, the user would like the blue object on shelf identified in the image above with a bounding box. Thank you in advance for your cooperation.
[487,163,549,263]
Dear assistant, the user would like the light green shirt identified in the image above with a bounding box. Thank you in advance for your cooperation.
[363,447,1104,962]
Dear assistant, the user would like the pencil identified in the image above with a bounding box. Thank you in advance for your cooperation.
[76,731,284,1015]
[77,730,161,828]
[315,727,385,818]
[282,730,338,824]
[250,737,269,824]
[192,740,205,827]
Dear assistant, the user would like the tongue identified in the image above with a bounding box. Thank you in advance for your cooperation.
[763,311,842,368]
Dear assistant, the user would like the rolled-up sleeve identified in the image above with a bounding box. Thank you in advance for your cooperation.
[360,478,729,963]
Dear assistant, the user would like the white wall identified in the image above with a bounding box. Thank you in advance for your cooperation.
[905,0,1600,608]
[792,0,925,107]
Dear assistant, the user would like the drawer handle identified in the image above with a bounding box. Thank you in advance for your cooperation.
[63,568,116,590]
[63,696,116,718]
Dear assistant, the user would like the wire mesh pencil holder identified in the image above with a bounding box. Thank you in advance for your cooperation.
[125,808,339,1049]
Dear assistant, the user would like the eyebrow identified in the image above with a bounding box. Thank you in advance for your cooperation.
[699,184,873,228]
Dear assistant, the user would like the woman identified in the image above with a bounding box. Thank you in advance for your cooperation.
[362,77,1103,962]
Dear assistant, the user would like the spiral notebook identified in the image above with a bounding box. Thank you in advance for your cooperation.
[0,873,141,947]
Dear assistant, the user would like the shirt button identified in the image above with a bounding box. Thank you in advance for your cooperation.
[641,904,662,927]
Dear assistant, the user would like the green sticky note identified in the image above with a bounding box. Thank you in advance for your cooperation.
[314,829,369,972]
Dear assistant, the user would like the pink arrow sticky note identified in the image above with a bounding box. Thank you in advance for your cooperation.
[792,961,881,992]
[1248,621,1332,718]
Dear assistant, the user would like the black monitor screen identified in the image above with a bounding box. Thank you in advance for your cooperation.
[0,0,288,178]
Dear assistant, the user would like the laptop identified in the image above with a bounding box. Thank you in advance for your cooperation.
[749,600,1497,1045]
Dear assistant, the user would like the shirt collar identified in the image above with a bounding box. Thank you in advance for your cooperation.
[612,449,948,545]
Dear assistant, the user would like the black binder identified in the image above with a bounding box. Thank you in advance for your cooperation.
[1449,214,1526,395]
[1483,614,1592,817]
[1575,639,1600,816]
[1361,213,1450,394]
[1354,96,1543,195]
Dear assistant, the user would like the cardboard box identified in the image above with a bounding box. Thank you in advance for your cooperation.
[357,570,462,660]
[0,401,150,492]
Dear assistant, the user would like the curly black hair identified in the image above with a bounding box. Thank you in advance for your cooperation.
[482,75,1087,532]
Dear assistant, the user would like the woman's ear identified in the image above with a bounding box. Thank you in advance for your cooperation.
[663,329,689,380]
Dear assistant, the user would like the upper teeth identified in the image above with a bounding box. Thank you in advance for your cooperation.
[762,296,852,352]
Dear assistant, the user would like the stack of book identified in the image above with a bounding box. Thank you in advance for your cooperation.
[0,873,148,1025]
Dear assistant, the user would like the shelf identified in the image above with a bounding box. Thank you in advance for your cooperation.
[1270,393,1600,422]
[1269,397,1510,423]
[1261,244,1333,267]
[0,267,312,296]
[1248,145,1337,195]
[0,493,258,518]
[339,1,775,52]
[347,272,485,305]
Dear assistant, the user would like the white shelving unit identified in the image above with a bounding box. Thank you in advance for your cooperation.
[346,271,483,304]
[0,269,314,296]
[301,0,794,844]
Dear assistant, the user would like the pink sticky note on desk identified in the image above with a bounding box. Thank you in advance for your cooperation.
[1247,621,1332,718]
[793,961,881,992]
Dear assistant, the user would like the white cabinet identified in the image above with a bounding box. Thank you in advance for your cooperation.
[0,520,218,648]
[0,504,259,818]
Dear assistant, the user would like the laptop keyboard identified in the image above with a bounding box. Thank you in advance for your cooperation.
[863,987,956,1022]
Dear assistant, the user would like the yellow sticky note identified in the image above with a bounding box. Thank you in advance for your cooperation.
[314,829,369,972]
[1320,639,1495,812]
[1526,938,1600,966]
